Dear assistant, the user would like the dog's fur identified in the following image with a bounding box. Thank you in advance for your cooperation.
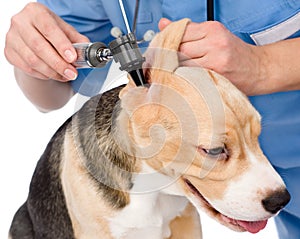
[9,19,290,239]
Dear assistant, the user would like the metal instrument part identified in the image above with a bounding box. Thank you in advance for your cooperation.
[72,0,147,87]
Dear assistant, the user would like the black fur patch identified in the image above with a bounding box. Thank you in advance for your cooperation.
[74,86,135,209]
[10,117,75,239]
[10,86,134,238]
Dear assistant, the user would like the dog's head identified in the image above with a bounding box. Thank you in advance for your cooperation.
[118,19,290,233]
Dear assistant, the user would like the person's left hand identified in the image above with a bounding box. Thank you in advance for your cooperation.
[158,18,264,96]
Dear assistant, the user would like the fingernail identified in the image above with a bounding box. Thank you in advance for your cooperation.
[64,49,76,62]
[64,69,77,81]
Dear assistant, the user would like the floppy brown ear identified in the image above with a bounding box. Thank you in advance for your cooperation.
[144,18,190,78]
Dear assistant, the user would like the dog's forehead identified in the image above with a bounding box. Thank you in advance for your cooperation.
[173,66,261,141]
[148,66,226,146]
[174,67,219,95]
[174,66,226,123]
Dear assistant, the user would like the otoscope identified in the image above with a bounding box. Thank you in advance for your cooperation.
[71,0,148,87]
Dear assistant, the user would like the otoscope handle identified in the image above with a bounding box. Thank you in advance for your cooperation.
[72,42,113,68]
[71,34,146,86]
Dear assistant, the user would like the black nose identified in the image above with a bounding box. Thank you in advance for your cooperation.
[262,188,290,214]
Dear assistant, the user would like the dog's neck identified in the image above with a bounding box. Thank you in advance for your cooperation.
[106,116,190,238]
[72,91,136,209]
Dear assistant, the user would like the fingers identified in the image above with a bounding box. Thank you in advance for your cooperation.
[157,19,259,95]
[178,21,217,63]
[159,18,208,41]
[180,56,209,69]
[5,21,54,80]
[179,38,210,61]
[5,2,89,82]
[158,18,172,31]
[178,21,232,69]
[157,19,211,65]
[181,22,207,43]
[34,8,89,63]
[7,49,49,80]
[12,21,76,81]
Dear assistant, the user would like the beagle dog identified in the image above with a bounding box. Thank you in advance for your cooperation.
[9,18,290,239]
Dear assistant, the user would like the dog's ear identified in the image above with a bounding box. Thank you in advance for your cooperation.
[118,82,165,152]
[144,18,190,83]
[119,75,137,99]
[119,79,162,120]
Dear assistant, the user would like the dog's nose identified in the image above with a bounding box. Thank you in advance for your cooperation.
[262,188,290,214]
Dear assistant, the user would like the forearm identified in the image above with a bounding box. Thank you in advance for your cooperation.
[255,38,300,95]
[15,68,75,112]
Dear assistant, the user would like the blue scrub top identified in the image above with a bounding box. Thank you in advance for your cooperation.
[37,0,300,238]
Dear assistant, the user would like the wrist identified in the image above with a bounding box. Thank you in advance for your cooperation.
[253,39,300,95]
[251,45,274,95]
[15,68,74,112]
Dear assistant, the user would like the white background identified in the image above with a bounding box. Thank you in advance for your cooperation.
[1,1,279,238]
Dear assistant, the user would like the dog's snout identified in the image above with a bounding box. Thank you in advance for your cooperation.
[262,188,290,214]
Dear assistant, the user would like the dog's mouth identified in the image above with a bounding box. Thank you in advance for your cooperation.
[183,178,268,234]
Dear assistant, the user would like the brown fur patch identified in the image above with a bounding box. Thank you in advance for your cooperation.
[168,203,202,239]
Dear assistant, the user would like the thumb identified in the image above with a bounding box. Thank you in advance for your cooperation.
[158,18,172,31]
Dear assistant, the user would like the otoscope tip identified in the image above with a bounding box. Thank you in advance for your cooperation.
[129,69,147,87]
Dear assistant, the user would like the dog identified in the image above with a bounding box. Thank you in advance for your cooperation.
[9,18,290,239]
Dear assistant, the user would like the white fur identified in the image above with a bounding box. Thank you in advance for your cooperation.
[108,162,189,239]
[209,146,285,221]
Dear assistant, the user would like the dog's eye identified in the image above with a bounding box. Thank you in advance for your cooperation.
[203,147,224,156]
[202,147,228,159]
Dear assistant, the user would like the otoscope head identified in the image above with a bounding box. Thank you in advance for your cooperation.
[109,33,147,86]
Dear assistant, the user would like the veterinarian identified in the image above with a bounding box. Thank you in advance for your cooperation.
[4,1,300,238]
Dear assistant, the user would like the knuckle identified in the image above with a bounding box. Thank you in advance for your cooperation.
[26,53,40,68]
[211,35,230,50]
[210,21,225,31]
[23,65,36,76]
[38,13,58,38]
[46,57,68,79]
[217,55,231,72]
[24,2,45,13]
[24,2,36,11]
[23,3,40,18]
[5,29,13,44]
[52,59,65,72]
[179,43,188,56]
[10,14,22,29]
[31,39,46,53]
[217,37,230,50]
[49,71,63,81]
[3,48,11,62]
[42,22,57,37]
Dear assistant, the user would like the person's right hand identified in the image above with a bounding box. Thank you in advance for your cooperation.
[4,2,89,82]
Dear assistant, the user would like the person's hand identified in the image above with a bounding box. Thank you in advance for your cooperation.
[158,18,264,96]
[4,2,89,82]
